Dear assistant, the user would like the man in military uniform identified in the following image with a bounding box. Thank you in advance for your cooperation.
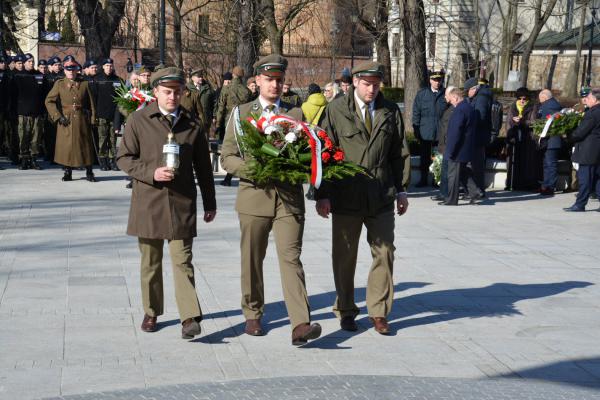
[117,67,217,339]
[315,61,410,335]
[412,70,447,187]
[37,59,48,75]
[48,57,62,76]
[215,66,252,186]
[220,54,322,346]
[95,58,122,171]
[247,76,258,100]
[13,53,48,170]
[0,56,11,161]
[281,81,302,107]
[188,68,214,133]
[45,58,97,182]
[44,57,63,163]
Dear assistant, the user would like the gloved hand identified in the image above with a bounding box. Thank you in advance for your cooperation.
[58,116,69,126]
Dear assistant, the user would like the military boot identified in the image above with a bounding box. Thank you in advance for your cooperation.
[30,158,42,170]
[100,158,109,171]
[110,158,120,171]
[62,168,72,181]
[18,157,30,170]
[86,166,97,182]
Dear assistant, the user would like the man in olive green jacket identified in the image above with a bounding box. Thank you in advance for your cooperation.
[220,54,321,346]
[315,61,410,335]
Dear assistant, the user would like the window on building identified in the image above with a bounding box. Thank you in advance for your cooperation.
[392,33,400,57]
[428,32,436,58]
[198,15,209,36]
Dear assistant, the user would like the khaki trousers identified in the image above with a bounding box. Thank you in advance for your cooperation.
[238,202,310,329]
[332,211,395,319]
[138,238,202,322]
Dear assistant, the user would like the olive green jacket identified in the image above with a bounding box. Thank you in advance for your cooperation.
[215,77,252,131]
[220,98,305,217]
[316,87,411,215]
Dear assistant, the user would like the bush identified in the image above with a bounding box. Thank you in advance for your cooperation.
[382,87,404,103]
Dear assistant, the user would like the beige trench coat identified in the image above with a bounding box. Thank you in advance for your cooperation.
[116,102,216,240]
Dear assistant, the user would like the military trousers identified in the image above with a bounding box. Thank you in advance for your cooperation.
[332,211,396,319]
[238,204,310,330]
[0,112,16,158]
[97,118,117,158]
[18,115,41,158]
[138,237,202,322]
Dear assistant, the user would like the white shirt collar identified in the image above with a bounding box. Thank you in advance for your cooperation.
[158,105,179,119]
[354,91,374,122]
[258,96,281,112]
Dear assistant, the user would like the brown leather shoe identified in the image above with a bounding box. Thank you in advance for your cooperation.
[370,317,390,335]
[244,319,264,336]
[340,316,358,332]
[141,314,157,332]
[181,318,201,339]
[292,323,322,346]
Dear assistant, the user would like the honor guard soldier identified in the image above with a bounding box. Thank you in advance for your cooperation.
[95,58,122,171]
[220,54,322,346]
[117,67,217,339]
[0,55,12,162]
[315,61,411,335]
[37,59,48,75]
[45,59,97,182]
[12,53,48,170]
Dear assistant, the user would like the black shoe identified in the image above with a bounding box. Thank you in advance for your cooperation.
[30,159,42,170]
[110,158,120,171]
[563,205,585,212]
[100,158,109,171]
[430,194,445,201]
[340,316,358,331]
[62,170,72,181]
[86,168,97,182]
[220,180,232,186]
[126,181,133,189]
[18,159,29,170]
[438,201,457,206]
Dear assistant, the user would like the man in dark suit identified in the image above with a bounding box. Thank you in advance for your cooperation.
[563,88,600,211]
[537,89,563,196]
[440,87,480,205]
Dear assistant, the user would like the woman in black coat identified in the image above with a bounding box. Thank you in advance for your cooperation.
[505,87,542,190]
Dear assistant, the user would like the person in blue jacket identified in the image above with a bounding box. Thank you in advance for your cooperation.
[412,70,447,187]
[563,88,600,211]
[537,89,563,196]
[440,87,480,205]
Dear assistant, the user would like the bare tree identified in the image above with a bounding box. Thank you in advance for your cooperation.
[564,1,588,98]
[260,0,316,55]
[235,0,263,77]
[496,0,518,88]
[74,0,126,59]
[398,0,427,129]
[518,0,560,86]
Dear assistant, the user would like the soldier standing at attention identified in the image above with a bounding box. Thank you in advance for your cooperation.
[315,61,410,335]
[44,57,63,163]
[215,65,251,186]
[188,69,215,133]
[13,53,48,170]
[45,59,97,182]
[95,58,122,171]
[117,67,217,339]
[281,81,302,107]
[0,56,11,164]
[220,54,322,346]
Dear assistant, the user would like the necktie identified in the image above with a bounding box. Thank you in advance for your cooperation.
[265,104,275,113]
[364,104,372,134]
[165,114,174,129]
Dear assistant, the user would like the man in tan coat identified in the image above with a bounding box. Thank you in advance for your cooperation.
[117,67,217,340]
[315,61,410,335]
[220,54,321,346]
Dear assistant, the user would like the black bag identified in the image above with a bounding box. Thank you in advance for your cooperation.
[490,100,503,138]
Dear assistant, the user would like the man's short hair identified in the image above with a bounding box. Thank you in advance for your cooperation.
[591,88,600,101]
[445,86,456,96]
[449,87,463,98]
[539,89,553,100]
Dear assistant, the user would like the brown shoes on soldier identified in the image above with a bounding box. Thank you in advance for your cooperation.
[141,314,157,332]
[291,323,322,346]
[370,317,390,335]
[244,319,264,336]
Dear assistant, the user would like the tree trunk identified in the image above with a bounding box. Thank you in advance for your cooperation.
[168,0,184,69]
[260,0,283,54]
[565,1,588,97]
[399,0,427,130]
[74,0,126,60]
[236,0,261,77]
[375,0,392,86]
[498,1,517,88]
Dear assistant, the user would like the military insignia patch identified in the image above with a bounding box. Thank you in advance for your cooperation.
[252,103,259,111]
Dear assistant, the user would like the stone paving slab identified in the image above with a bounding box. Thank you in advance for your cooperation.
[1,161,600,399]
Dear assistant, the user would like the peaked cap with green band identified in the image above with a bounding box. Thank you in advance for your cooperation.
[151,67,186,87]
[254,54,288,76]
[351,61,384,78]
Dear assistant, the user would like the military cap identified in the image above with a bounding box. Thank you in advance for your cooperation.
[8,55,15,63]
[429,70,445,80]
[24,53,34,61]
[63,60,81,71]
[463,77,478,91]
[38,59,48,66]
[14,54,25,63]
[580,86,592,98]
[253,54,288,76]
[63,54,76,63]
[222,71,233,80]
[351,61,384,78]
[150,67,186,87]
[84,59,98,68]
[134,64,149,74]
[191,68,205,77]
[48,56,61,65]
[478,77,489,85]
[102,58,114,65]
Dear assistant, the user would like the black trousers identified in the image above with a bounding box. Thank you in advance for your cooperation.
[470,146,486,193]
[418,140,434,184]
[447,159,479,205]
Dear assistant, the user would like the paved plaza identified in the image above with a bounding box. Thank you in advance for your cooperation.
[1,161,600,399]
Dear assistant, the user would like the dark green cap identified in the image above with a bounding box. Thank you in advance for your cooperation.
[191,68,205,77]
[580,86,592,97]
[254,54,288,76]
[352,61,384,78]
[150,67,186,87]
